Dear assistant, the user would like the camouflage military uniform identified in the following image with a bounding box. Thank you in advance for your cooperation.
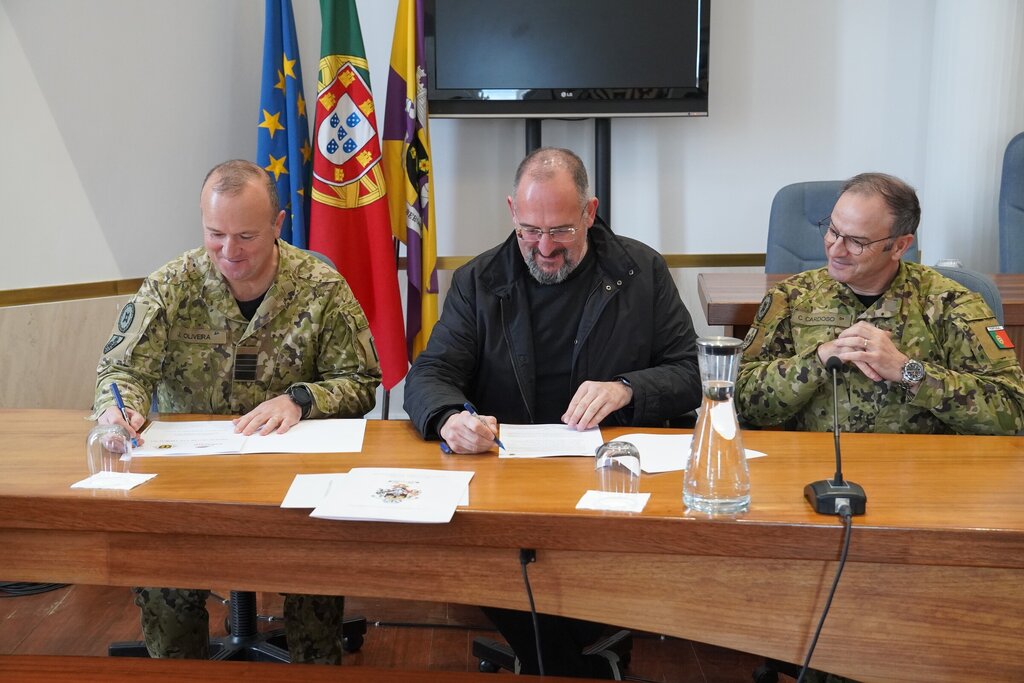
[93,240,380,420]
[736,262,1024,434]
[94,241,382,662]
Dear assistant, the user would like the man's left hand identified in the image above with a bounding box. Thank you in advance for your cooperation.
[562,380,633,431]
[234,394,302,435]
[834,321,908,383]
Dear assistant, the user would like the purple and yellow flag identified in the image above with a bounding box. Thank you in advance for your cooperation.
[257,0,311,247]
[382,0,438,361]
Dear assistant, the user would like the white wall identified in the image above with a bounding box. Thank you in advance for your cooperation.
[3,0,1022,416]
[3,0,1022,288]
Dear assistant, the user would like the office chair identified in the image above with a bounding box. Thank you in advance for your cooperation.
[933,265,1004,324]
[473,629,633,679]
[306,249,337,270]
[999,132,1024,273]
[765,181,920,273]
[109,590,366,661]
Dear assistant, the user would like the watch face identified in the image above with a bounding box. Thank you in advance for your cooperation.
[903,360,925,383]
[289,386,312,407]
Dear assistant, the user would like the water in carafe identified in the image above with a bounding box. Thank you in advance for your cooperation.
[683,337,750,514]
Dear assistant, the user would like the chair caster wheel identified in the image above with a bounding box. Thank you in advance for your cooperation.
[478,658,500,673]
[343,633,364,653]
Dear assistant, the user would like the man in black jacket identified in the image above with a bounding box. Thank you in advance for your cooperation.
[404,147,702,677]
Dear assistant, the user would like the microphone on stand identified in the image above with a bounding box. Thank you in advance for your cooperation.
[804,357,867,515]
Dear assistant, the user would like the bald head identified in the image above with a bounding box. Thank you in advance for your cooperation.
[512,147,591,210]
[201,159,280,222]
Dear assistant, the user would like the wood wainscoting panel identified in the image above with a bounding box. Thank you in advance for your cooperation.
[0,296,130,409]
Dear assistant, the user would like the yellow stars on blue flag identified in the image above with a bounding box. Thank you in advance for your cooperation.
[256,0,310,248]
[258,110,285,139]
[265,154,288,181]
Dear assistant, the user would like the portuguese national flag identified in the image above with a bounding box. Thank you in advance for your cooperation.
[309,0,407,390]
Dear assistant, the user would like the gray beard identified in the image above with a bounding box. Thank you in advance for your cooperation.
[525,246,576,284]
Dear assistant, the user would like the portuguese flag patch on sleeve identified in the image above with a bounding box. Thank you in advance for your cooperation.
[987,325,1015,349]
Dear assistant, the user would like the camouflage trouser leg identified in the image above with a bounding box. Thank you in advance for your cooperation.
[132,587,210,659]
[282,593,344,664]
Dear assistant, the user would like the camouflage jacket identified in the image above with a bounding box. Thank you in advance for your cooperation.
[93,241,381,419]
[735,262,1024,434]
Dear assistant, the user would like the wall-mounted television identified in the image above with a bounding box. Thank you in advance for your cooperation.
[424,0,710,118]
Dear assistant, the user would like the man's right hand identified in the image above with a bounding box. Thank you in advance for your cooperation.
[98,406,145,445]
[440,411,500,454]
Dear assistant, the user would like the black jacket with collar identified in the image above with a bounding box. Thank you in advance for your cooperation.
[404,219,702,439]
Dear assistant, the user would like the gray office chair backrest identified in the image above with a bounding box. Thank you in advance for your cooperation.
[765,180,921,273]
[999,132,1024,273]
[306,249,337,270]
[933,265,1004,325]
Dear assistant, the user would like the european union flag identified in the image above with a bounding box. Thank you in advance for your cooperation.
[257,0,311,247]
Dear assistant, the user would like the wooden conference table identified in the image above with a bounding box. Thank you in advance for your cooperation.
[2,410,1022,682]
[697,272,1024,366]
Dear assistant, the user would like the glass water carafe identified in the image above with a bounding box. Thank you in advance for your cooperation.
[683,336,750,514]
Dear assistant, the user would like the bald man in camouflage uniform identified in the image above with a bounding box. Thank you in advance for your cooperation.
[737,172,1024,436]
[93,160,381,662]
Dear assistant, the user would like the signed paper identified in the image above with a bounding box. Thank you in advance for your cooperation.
[498,423,604,458]
[133,419,366,457]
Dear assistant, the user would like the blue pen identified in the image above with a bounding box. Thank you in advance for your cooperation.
[110,383,140,447]
[464,402,506,451]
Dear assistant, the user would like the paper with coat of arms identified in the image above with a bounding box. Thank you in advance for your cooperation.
[310,468,474,523]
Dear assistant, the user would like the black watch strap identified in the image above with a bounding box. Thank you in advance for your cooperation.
[287,385,313,419]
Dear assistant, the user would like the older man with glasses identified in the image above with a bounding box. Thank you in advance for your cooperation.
[403,146,702,677]
[736,172,1024,436]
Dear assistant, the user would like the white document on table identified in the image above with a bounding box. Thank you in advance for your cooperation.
[70,471,157,490]
[616,433,767,473]
[133,419,366,456]
[280,473,350,508]
[310,468,474,523]
[240,419,366,454]
[283,472,470,509]
[576,490,650,513]
[498,423,604,458]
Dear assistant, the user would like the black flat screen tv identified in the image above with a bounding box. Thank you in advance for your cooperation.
[424,0,710,118]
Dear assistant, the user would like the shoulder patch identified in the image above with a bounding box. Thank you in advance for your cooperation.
[987,325,1015,350]
[117,303,135,333]
[741,326,757,350]
[103,334,126,354]
[756,293,772,322]
[101,300,155,364]
[968,320,1017,363]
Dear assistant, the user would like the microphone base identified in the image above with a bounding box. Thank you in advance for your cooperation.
[804,479,867,515]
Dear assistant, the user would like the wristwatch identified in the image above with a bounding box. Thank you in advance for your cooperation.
[900,359,925,390]
[287,385,313,419]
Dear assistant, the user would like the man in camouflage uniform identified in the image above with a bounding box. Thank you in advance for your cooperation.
[93,159,381,662]
[737,172,1024,436]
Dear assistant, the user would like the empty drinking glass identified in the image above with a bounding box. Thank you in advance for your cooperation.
[595,441,641,495]
[86,424,133,475]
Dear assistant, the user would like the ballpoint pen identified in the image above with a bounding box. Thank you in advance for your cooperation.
[110,382,140,447]
[463,402,506,451]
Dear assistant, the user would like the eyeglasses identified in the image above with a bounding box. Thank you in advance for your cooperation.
[514,208,587,244]
[817,218,893,255]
